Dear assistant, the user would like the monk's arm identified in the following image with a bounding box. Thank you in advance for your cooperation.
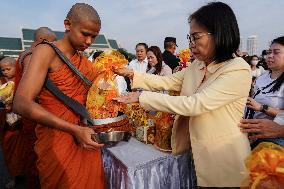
[13,45,80,135]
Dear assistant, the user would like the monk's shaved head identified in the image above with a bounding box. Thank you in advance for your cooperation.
[34,27,57,42]
[0,57,16,66]
[66,3,101,25]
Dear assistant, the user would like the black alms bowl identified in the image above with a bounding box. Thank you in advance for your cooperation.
[91,131,131,145]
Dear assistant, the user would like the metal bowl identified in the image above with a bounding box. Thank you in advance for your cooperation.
[91,131,132,145]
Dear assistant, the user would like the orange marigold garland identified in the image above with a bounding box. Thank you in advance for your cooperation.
[176,48,191,68]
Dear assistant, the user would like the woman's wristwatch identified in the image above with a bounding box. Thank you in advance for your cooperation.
[260,104,269,113]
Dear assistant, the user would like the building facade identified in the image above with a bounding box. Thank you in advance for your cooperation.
[246,35,258,56]
[239,36,243,52]
[0,37,23,58]
[0,28,120,58]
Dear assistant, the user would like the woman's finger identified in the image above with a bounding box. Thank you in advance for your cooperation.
[247,97,253,101]
[239,122,249,128]
[246,105,254,109]
[248,134,266,140]
[239,123,259,129]
[240,119,260,124]
[112,97,121,101]
[240,128,261,133]
[113,97,126,102]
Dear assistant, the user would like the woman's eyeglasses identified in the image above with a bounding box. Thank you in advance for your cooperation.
[266,49,284,56]
[187,32,211,46]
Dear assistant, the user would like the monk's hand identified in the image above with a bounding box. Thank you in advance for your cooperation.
[113,92,141,104]
[246,97,262,111]
[74,127,104,150]
[114,68,134,79]
[239,118,284,140]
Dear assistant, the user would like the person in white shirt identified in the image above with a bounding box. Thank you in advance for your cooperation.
[127,43,148,72]
[115,75,127,94]
[246,71,284,120]
[250,55,266,78]
[244,36,284,147]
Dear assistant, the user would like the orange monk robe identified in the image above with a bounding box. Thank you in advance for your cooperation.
[1,129,26,177]
[1,56,27,177]
[14,51,26,92]
[21,118,39,188]
[35,53,105,189]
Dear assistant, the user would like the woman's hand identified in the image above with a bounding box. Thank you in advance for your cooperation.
[97,80,111,90]
[114,68,134,78]
[113,92,141,103]
[73,126,104,150]
[173,66,182,73]
[239,118,284,140]
[246,97,262,111]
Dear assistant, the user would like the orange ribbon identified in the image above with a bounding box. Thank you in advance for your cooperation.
[243,142,284,189]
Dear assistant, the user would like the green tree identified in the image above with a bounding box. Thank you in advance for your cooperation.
[117,48,135,62]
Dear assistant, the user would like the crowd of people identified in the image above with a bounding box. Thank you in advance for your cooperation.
[0,1,283,189]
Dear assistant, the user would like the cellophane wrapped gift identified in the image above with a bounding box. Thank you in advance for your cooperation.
[241,142,284,189]
[136,125,155,144]
[0,81,14,109]
[125,103,174,147]
[0,81,21,127]
[125,103,155,143]
[125,103,148,127]
[86,50,132,132]
[154,112,174,151]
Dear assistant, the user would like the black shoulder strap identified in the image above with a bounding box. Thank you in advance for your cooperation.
[19,50,32,66]
[37,40,94,125]
[44,78,94,125]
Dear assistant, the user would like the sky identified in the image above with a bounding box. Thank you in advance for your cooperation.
[0,0,283,55]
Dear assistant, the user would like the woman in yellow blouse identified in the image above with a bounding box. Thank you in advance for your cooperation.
[115,2,251,188]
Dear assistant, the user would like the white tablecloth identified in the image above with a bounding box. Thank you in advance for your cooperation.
[103,138,191,189]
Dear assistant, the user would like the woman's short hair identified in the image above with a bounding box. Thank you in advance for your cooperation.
[146,46,163,75]
[269,36,284,93]
[189,2,240,63]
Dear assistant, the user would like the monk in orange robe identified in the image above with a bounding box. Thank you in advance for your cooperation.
[14,27,57,189]
[13,3,105,189]
[0,57,25,188]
